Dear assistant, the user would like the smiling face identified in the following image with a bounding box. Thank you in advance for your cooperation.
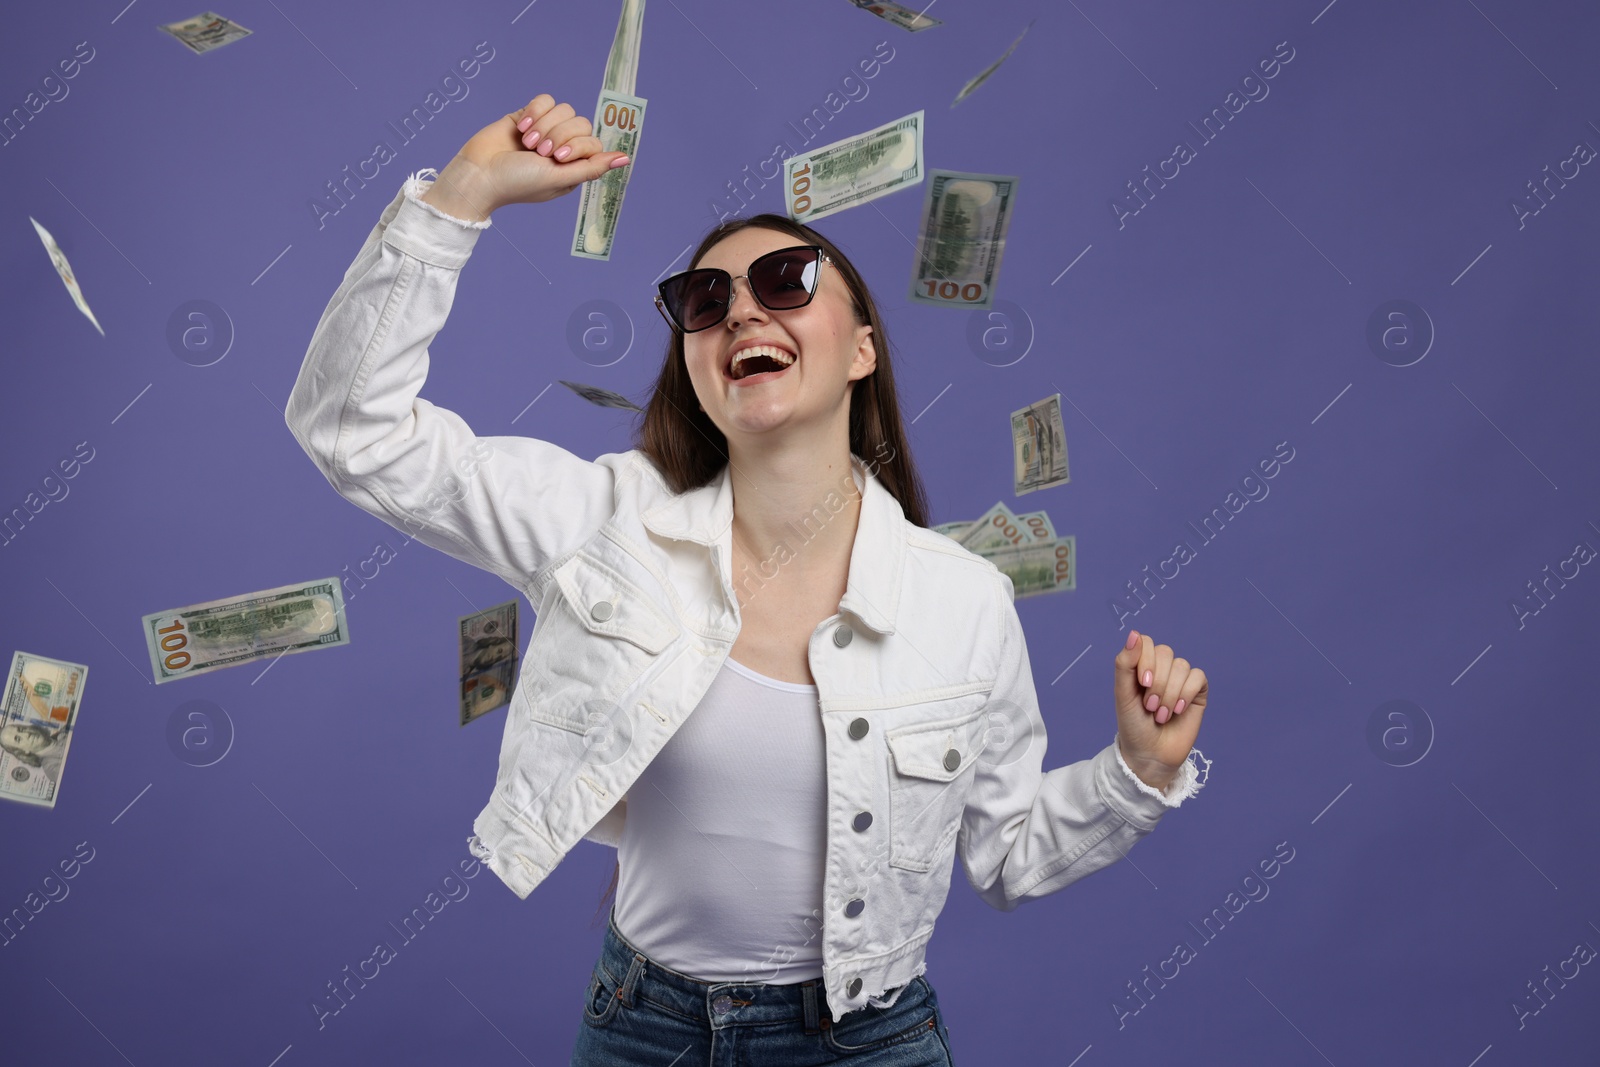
[682,227,876,443]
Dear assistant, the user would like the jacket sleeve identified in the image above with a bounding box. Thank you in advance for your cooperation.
[957,571,1209,912]
[285,170,632,596]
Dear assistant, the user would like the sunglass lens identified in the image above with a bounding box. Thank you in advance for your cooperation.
[753,249,820,309]
[664,271,730,331]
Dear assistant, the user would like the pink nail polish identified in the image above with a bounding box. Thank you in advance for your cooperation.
[539,138,554,155]
[1158,706,1170,724]
[1175,699,1186,715]
[1142,670,1152,687]
[555,144,572,160]
[517,116,532,132]
[1146,693,1158,712]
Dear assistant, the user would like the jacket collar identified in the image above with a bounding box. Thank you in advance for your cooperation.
[641,452,904,635]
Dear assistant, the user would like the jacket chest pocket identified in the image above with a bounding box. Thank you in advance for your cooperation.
[884,705,988,873]
[522,553,682,737]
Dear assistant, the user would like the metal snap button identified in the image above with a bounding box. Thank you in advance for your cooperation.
[852,811,873,832]
[944,748,961,772]
[844,898,864,918]
[847,977,862,997]
[591,600,614,621]
[848,717,869,740]
[833,625,853,647]
[712,994,733,1013]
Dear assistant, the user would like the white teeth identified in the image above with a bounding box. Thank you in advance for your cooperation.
[730,344,796,378]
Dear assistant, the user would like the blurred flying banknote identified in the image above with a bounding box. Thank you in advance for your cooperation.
[158,12,253,54]
[572,89,647,260]
[1,651,87,809]
[951,19,1034,107]
[946,501,1076,596]
[559,380,643,412]
[850,1,942,31]
[1011,393,1070,495]
[909,169,1016,310]
[461,600,519,726]
[142,578,349,684]
[30,217,103,336]
[602,0,646,95]
[784,110,925,223]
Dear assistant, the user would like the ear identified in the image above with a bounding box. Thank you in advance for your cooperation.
[849,322,877,382]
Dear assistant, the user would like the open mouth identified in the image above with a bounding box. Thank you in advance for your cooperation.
[725,343,797,384]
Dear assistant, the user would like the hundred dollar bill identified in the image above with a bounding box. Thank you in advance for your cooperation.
[958,500,1032,554]
[31,217,103,337]
[784,110,925,223]
[850,1,942,31]
[1012,393,1070,495]
[158,12,253,54]
[572,89,647,260]
[908,169,1017,311]
[559,379,643,412]
[141,578,349,684]
[932,520,974,540]
[1,651,87,809]
[601,0,647,96]
[951,20,1034,107]
[461,599,519,726]
[987,536,1076,598]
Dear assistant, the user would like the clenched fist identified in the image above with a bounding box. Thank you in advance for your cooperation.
[1113,629,1208,791]
[422,93,632,221]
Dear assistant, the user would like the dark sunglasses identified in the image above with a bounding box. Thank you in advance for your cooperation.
[654,245,833,333]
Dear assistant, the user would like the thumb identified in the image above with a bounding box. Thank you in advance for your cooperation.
[1114,629,1143,706]
[567,151,632,186]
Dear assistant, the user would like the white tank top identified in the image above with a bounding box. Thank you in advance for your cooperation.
[613,655,827,983]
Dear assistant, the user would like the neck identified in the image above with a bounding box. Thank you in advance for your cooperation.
[726,439,863,580]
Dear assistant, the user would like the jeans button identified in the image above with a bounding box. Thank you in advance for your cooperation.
[852,810,873,831]
[833,624,853,647]
[848,717,869,740]
[844,898,865,918]
[847,977,862,997]
[591,600,614,622]
[713,994,733,1013]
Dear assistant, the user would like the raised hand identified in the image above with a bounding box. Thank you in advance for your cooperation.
[1112,629,1208,789]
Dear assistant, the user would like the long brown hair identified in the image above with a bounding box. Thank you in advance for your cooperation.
[590,212,931,928]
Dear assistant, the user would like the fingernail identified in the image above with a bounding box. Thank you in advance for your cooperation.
[517,116,532,132]
[538,138,554,155]
[522,132,536,148]
[1145,693,1159,712]
[554,144,572,161]
[1142,670,1152,687]
[1175,699,1186,715]
[610,155,630,168]
[1157,706,1171,724]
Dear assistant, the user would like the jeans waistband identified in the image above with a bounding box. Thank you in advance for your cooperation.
[597,907,849,1032]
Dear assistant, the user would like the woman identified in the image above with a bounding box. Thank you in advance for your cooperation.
[291,92,1210,1065]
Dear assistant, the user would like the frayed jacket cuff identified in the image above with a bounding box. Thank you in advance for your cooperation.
[1113,734,1210,809]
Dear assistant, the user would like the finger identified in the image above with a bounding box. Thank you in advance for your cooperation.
[523,102,576,154]
[1136,634,1155,694]
[561,150,632,186]
[1143,645,1173,715]
[1114,629,1142,704]
[1174,667,1206,715]
[513,94,557,133]
[1160,658,1189,714]
[542,115,595,160]
[550,134,604,163]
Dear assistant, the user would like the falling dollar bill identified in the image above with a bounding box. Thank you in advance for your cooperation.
[601,0,647,96]
[952,19,1034,107]
[1,651,87,809]
[932,520,973,540]
[31,217,103,336]
[987,536,1076,598]
[958,500,1033,554]
[1012,393,1070,495]
[908,169,1016,311]
[141,578,350,684]
[558,380,643,412]
[461,599,519,726]
[571,89,646,260]
[158,12,254,54]
[850,0,942,31]
[784,110,925,223]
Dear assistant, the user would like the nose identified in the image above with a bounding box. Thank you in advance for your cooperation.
[724,275,768,330]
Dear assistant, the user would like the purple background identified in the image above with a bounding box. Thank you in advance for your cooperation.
[5,0,1599,1063]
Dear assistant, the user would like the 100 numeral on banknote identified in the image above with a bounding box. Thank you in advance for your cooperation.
[142,578,350,684]
[572,90,647,260]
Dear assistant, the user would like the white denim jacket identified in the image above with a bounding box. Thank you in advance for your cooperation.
[285,171,1209,1023]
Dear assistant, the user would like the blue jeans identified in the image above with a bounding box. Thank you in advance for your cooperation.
[571,907,956,1065]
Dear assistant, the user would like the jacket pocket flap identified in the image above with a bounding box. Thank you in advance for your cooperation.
[552,554,680,654]
[886,711,986,782]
